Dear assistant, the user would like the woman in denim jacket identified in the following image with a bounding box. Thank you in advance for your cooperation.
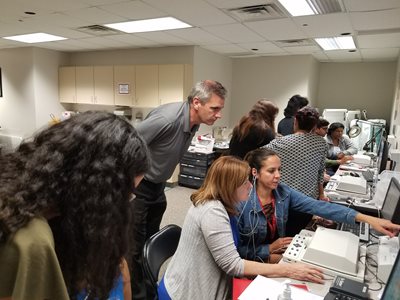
[237,148,399,264]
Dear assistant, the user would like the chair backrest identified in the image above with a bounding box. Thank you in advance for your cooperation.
[142,224,182,291]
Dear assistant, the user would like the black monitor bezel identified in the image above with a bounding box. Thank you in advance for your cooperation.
[381,177,400,224]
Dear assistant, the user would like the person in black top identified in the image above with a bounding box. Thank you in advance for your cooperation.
[277,95,309,136]
[229,99,279,159]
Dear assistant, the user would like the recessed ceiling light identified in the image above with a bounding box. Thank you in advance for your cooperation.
[3,33,67,43]
[277,0,316,16]
[315,36,356,51]
[104,17,192,33]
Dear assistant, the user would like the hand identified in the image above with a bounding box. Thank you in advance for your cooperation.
[366,216,400,237]
[285,262,324,284]
[269,237,293,254]
[338,155,353,164]
[319,194,330,202]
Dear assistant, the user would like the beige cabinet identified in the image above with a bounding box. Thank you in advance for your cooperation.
[114,65,135,106]
[159,64,193,105]
[59,67,76,103]
[76,66,114,105]
[159,64,184,105]
[94,66,114,105]
[135,65,159,107]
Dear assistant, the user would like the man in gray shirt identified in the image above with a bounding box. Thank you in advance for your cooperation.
[131,80,227,300]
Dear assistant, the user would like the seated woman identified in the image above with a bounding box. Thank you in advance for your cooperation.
[159,156,327,300]
[325,122,358,175]
[0,111,149,300]
[229,99,279,159]
[237,148,399,264]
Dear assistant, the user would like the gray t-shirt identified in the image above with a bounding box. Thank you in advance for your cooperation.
[136,102,199,183]
[164,201,245,300]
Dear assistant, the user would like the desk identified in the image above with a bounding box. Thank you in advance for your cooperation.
[234,238,384,299]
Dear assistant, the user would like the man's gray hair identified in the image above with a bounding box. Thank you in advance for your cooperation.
[187,80,227,103]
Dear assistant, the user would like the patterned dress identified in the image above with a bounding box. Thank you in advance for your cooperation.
[265,133,327,235]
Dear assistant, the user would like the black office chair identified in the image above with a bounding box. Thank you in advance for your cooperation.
[142,224,181,298]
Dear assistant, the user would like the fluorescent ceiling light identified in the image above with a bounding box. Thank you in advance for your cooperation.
[315,36,356,50]
[3,33,67,43]
[105,17,192,33]
[277,0,317,16]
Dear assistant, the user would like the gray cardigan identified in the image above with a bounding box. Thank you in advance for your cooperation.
[325,134,358,158]
[164,200,245,300]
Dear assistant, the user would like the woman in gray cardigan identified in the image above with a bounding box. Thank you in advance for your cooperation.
[325,122,358,175]
[159,156,326,300]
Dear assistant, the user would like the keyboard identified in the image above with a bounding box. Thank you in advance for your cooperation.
[362,169,374,182]
[339,222,370,242]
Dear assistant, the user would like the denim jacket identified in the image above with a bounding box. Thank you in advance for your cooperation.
[236,183,357,262]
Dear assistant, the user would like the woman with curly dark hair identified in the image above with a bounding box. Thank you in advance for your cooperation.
[0,111,149,300]
[229,99,279,159]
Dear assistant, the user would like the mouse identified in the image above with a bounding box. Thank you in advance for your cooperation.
[349,172,360,177]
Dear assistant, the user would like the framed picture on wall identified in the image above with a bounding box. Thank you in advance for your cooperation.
[0,68,2,97]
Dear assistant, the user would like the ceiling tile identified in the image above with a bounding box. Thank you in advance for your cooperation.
[99,1,165,20]
[143,0,236,26]
[200,43,248,54]
[285,45,321,54]
[350,8,400,31]
[293,13,353,37]
[168,28,229,45]
[106,34,161,47]
[135,31,192,45]
[325,49,362,61]
[360,48,400,61]
[357,32,400,48]
[245,18,307,41]
[63,6,125,25]
[203,23,265,43]
[237,41,284,53]
[343,0,400,12]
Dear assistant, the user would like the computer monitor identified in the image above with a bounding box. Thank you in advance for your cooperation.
[381,177,400,224]
[380,246,400,300]
[378,139,390,174]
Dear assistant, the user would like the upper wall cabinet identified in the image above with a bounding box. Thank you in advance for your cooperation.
[135,65,159,107]
[59,67,76,103]
[59,64,193,107]
[76,66,114,105]
[159,64,193,105]
[114,65,135,106]
[159,64,184,105]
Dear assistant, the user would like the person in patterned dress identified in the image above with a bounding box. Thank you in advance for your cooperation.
[265,106,328,236]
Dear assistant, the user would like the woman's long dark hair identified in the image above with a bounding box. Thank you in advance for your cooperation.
[0,111,149,299]
[233,99,279,143]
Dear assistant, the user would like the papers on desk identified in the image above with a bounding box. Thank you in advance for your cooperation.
[238,275,323,300]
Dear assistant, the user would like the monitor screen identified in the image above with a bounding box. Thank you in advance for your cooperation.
[378,139,389,174]
[381,177,400,224]
[381,245,400,300]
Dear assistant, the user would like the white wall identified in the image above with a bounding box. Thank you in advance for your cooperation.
[317,62,397,122]
[389,56,400,146]
[0,47,68,139]
[33,48,70,129]
[230,55,316,127]
[193,46,233,134]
